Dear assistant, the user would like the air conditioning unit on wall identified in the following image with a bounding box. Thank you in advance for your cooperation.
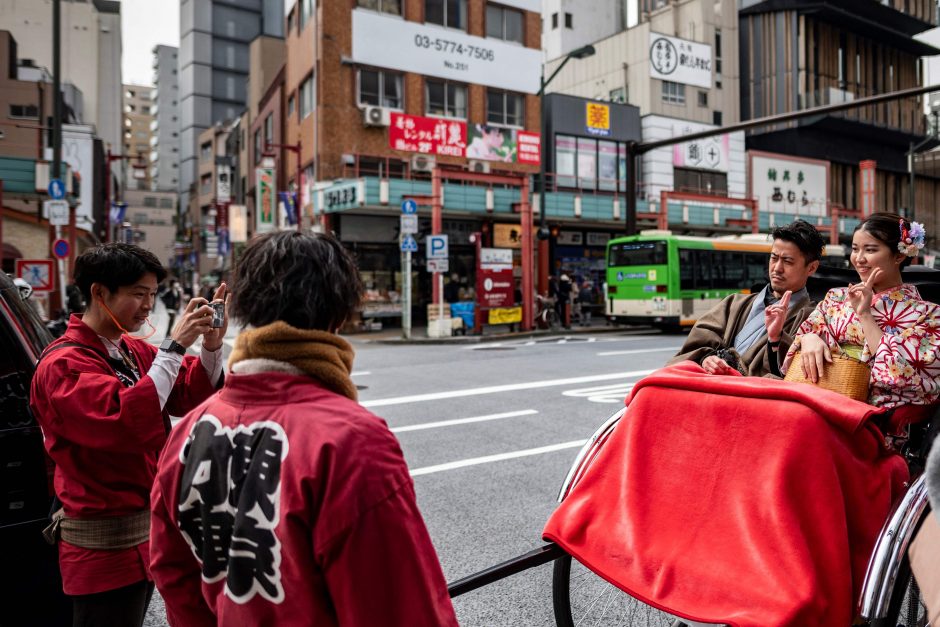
[362,105,391,127]
[411,154,436,172]
[468,160,491,174]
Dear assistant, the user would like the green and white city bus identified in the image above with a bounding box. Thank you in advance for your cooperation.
[605,230,844,329]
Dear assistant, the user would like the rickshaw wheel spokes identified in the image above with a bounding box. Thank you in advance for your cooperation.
[552,554,689,627]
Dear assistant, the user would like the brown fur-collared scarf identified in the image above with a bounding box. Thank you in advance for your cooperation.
[228,321,357,401]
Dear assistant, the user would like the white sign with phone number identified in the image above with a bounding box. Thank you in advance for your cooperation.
[351,9,541,94]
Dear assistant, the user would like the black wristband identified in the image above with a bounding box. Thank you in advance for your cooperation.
[768,339,781,351]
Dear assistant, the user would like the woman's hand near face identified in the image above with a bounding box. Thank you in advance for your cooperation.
[847,268,881,317]
[799,333,832,383]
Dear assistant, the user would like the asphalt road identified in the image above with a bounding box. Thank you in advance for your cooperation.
[141,302,686,626]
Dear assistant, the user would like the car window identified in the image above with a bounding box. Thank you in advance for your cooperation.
[0,283,50,358]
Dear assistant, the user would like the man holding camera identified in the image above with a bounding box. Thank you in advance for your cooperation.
[30,243,226,626]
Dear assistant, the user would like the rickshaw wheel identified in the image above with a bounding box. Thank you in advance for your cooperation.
[868,557,928,627]
[552,554,688,627]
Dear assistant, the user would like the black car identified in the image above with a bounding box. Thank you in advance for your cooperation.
[0,273,70,626]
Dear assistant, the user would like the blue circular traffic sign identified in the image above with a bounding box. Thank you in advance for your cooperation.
[401,199,418,214]
[48,179,65,200]
[52,238,70,259]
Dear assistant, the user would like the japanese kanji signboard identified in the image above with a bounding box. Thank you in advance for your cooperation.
[389,112,467,156]
[649,32,712,89]
[585,102,611,137]
[748,151,829,217]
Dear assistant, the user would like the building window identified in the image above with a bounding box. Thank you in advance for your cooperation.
[200,141,212,162]
[200,174,212,195]
[662,81,685,104]
[358,68,402,109]
[300,74,315,118]
[486,5,524,43]
[253,129,262,164]
[697,91,708,107]
[674,167,727,195]
[287,8,295,34]
[264,113,274,148]
[564,12,573,28]
[713,110,722,126]
[425,0,467,30]
[714,28,722,88]
[486,89,524,127]
[299,0,313,29]
[357,0,402,15]
[551,12,558,29]
[609,87,626,103]
[288,94,295,117]
[426,79,467,118]
[9,104,39,119]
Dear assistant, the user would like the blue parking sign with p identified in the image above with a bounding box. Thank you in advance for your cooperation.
[427,235,448,259]
[48,179,65,200]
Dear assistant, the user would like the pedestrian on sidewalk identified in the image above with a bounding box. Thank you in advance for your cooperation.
[159,279,182,337]
[150,231,457,627]
[30,243,226,627]
[557,273,573,329]
[578,280,594,326]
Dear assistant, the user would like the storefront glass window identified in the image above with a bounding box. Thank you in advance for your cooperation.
[598,141,618,192]
[577,137,597,190]
[555,135,577,188]
[618,144,627,192]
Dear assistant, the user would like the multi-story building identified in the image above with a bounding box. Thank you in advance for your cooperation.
[541,0,940,244]
[264,0,545,318]
[0,0,123,156]
[739,0,940,232]
[122,84,154,190]
[121,189,179,268]
[178,0,283,220]
[150,44,180,192]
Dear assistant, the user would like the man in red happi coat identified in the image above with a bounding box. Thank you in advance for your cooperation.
[30,243,226,626]
[150,231,457,626]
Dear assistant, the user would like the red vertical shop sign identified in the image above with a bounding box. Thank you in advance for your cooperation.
[477,247,514,309]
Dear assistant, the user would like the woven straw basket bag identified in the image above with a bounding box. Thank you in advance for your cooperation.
[783,345,871,403]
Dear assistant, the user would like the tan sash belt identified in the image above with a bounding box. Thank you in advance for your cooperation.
[42,509,150,550]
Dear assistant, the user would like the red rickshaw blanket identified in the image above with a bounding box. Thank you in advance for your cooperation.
[542,362,910,627]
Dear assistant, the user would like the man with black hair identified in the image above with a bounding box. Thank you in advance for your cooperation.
[668,219,826,377]
[30,243,226,626]
[150,231,457,626]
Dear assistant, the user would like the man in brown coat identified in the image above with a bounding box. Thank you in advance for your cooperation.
[668,220,826,377]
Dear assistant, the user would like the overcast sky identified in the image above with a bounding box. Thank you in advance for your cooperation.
[121,0,180,87]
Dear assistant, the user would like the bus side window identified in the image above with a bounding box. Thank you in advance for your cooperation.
[679,249,694,290]
[694,250,713,290]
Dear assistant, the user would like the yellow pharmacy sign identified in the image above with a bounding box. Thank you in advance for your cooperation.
[585,102,611,137]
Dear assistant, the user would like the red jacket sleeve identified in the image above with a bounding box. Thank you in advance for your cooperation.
[150,442,217,627]
[164,354,217,418]
[31,349,168,453]
[318,480,458,627]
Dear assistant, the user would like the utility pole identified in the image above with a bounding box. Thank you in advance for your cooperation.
[52,0,61,179]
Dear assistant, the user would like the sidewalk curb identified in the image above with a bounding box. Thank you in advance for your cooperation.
[367,324,649,345]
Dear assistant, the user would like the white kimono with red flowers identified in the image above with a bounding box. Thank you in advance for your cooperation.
[784,284,940,408]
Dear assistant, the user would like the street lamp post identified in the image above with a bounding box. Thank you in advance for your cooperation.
[536,44,595,294]
[266,141,304,233]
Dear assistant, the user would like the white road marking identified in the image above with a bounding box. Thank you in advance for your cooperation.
[392,409,538,433]
[597,347,681,356]
[351,371,371,376]
[410,439,587,476]
[562,383,636,404]
[360,369,654,408]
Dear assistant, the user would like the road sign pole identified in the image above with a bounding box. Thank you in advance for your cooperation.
[403,250,412,340]
[438,271,444,335]
[55,225,66,313]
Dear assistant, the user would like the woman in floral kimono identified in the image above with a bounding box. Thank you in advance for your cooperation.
[782,212,940,409]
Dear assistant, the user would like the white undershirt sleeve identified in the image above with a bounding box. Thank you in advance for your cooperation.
[200,345,224,386]
[147,350,184,410]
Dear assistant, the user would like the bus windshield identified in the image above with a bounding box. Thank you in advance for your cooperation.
[608,241,667,267]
